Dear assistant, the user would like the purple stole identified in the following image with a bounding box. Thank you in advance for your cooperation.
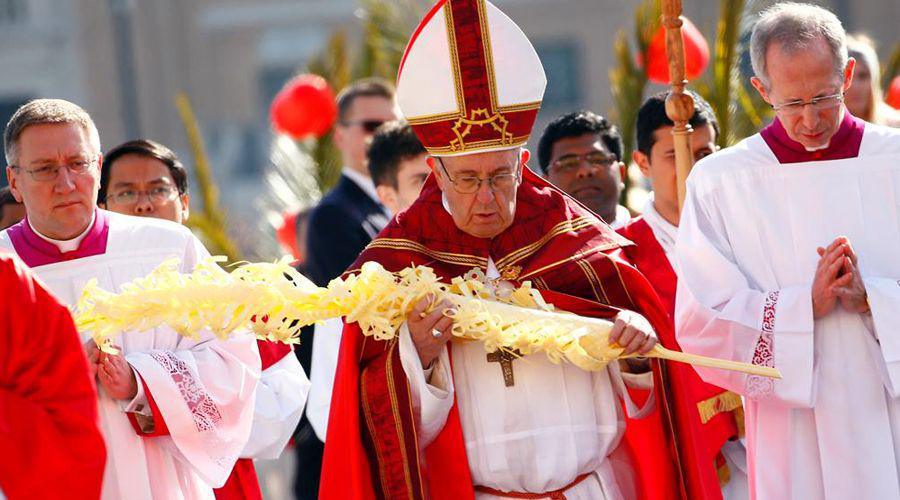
[6,209,110,267]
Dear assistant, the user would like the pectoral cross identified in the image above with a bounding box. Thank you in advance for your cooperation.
[486,349,520,387]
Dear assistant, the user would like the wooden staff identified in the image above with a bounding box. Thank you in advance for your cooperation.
[661,0,696,210]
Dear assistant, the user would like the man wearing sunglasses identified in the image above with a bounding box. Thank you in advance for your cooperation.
[298,77,397,500]
[0,99,260,499]
[675,4,900,499]
[537,111,631,228]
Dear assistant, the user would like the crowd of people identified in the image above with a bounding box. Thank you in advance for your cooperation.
[2,1,900,499]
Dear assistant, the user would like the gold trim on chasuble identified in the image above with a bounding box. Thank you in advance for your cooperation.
[404,0,541,155]
[696,391,743,425]
[385,340,424,499]
[494,217,595,271]
[364,238,488,269]
[575,259,610,304]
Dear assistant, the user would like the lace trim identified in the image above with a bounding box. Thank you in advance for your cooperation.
[150,351,223,432]
[746,291,779,397]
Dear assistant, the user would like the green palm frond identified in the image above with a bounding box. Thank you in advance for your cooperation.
[174,92,243,262]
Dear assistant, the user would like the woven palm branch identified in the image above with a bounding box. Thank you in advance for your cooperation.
[74,258,779,379]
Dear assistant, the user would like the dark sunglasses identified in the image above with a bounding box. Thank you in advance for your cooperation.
[342,120,385,133]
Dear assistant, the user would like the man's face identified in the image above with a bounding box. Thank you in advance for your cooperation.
[633,123,717,221]
[432,148,524,239]
[751,37,854,151]
[7,122,101,239]
[376,153,430,215]
[0,202,26,230]
[334,96,397,174]
[545,133,624,222]
[100,154,189,224]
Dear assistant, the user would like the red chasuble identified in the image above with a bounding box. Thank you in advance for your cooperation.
[320,168,679,499]
[214,341,293,500]
[618,217,743,500]
[0,251,106,499]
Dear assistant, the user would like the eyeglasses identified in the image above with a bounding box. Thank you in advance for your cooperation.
[771,92,844,117]
[107,186,179,205]
[550,152,618,175]
[437,158,519,194]
[10,157,98,182]
[341,120,385,133]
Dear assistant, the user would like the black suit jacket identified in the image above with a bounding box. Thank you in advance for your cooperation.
[305,173,389,287]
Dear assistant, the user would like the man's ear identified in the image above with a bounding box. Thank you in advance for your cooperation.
[180,193,190,221]
[428,157,446,190]
[519,148,531,167]
[6,166,23,202]
[632,150,652,178]
[375,184,398,214]
[750,76,771,104]
[842,57,856,93]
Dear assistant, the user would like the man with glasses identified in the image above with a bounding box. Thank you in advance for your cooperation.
[0,99,260,499]
[537,111,631,228]
[298,77,397,500]
[98,140,190,223]
[675,4,900,499]
[98,139,309,500]
[321,1,670,498]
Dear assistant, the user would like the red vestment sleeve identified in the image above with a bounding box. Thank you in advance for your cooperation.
[126,377,171,436]
[0,254,106,499]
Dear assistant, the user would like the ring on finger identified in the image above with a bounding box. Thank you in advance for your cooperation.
[431,328,443,339]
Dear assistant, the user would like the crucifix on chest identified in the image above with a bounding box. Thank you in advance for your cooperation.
[486,349,521,387]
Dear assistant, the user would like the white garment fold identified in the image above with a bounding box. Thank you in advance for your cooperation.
[241,353,309,459]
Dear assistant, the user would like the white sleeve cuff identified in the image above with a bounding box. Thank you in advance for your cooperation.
[120,367,152,415]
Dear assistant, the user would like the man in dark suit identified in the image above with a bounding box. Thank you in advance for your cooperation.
[293,77,397,500]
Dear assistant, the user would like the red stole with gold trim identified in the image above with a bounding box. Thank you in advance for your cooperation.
[619,216,743,500]
[320,170,678,499]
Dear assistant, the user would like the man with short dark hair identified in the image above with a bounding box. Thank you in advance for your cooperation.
[99,138,309,500]
[618,91,748,500]
[0,185,24,230]
[537,111,630,227]
[675,4,900,497]
[98,140,190,223]
[1,98,260,499]
[368,120,430,214]
[299,77,398,500]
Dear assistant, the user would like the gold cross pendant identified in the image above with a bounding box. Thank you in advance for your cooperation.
[486,349,521,387]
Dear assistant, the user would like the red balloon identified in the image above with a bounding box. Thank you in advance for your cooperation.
[270,74,337,139]
[887,76,900,110]
[643,17,710,84]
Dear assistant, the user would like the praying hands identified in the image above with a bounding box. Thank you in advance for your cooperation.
[812,236,870,319]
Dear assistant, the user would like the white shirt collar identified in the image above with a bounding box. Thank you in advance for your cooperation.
[641,193,678,259]
[342,166,381,205]
[29,210,96,253]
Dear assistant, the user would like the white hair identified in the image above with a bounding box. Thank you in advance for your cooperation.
[750,2,848,88]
